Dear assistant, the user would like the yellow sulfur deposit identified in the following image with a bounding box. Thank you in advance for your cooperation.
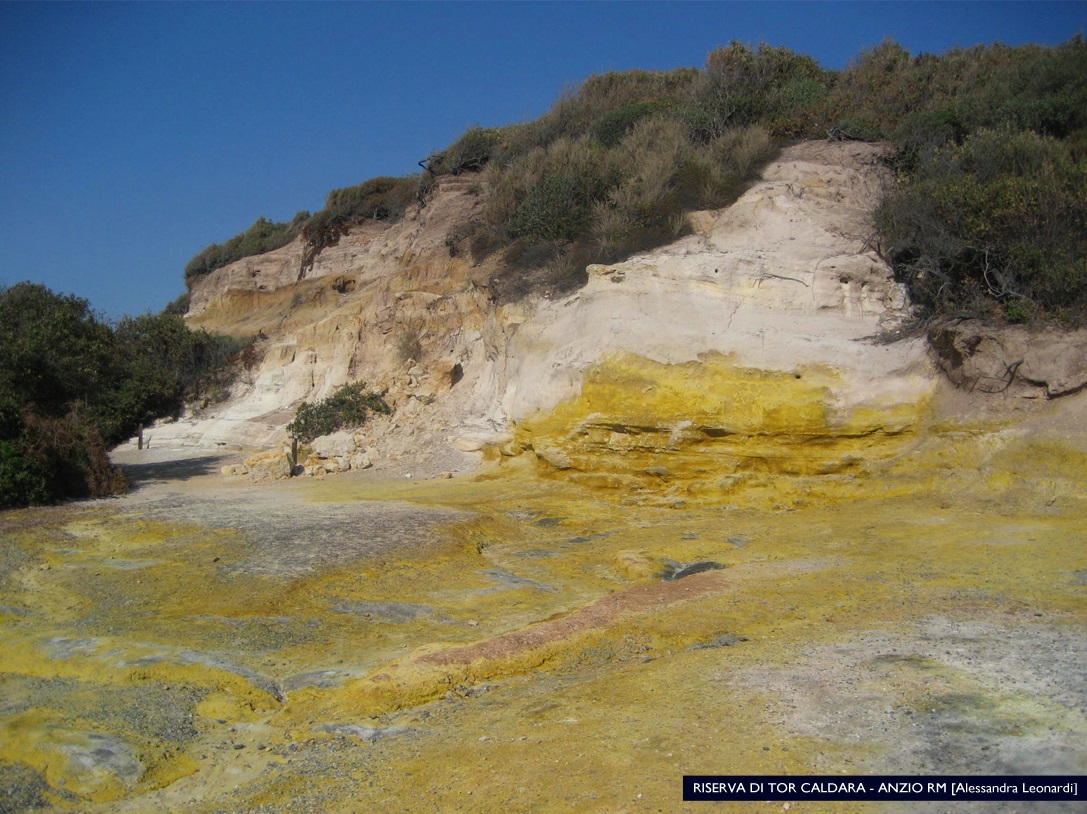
[513,353,934,507]
[0,369,1085,812]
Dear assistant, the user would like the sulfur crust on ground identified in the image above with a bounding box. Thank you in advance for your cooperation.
[1,367,1086,813]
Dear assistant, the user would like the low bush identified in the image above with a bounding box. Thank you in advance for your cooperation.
[0,283,249,505]
[323,176,418,221]
[592,100,674,148]
[185,214,309,284]
[286,382,390,443]
[299,176,420,275]
[177,37,1086,317]
[427,127,502,175]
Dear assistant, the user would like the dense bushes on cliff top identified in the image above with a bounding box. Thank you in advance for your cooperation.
[183,37,1087,318]
[184,214,310,284]
[0,282,249,507]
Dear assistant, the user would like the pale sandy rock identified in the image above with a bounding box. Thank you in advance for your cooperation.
[537,447,573,470]
[452,436,486,453]
[929,319,1087,398]
[245,450,292,481]
[497,141,930,426]
[311,431,358,458]
[154,142,959,464]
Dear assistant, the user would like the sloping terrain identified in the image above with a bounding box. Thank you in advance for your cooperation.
[155,139,1087,494]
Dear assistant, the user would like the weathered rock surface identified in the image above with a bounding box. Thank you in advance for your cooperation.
[929,318,1087,398]
[126,142,936,479]
[243,449,292,481]
[309,431,358,459]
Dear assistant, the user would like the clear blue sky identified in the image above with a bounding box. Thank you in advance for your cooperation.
[1,1,1083,319]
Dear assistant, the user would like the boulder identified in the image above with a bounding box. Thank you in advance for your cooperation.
[310,431,358,458]
[244,450,292,481]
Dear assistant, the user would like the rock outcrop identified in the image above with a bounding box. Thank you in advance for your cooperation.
[929,318,1087,399]
[137,143,927,470]
[126,140,1085,501]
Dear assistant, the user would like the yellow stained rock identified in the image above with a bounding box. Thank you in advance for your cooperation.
[1,372,1085,813]
[513,353,934,507]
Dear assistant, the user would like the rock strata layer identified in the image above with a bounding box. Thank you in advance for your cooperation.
[126,141,948,491]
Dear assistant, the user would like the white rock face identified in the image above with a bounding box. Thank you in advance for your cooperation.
[497,141,928,424]
[130,142,932,461]
[310,431,357,459]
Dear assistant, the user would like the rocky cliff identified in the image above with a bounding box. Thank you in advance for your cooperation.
[141,140,1084,503]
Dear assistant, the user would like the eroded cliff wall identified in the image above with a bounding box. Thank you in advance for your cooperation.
[160,142,932,485]
[136,139,1087,507]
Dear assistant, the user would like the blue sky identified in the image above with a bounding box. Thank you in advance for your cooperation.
[1,1,1083,320]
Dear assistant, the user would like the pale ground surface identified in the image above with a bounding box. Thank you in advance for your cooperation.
[1,386,1085,813]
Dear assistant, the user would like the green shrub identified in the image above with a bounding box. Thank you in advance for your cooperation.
[177,36,1086,316]
[428,127,502,175]
[510,172,600,242]
[185,214,308,284]
[592,100,673,148]
[766,75,829,137]
[1004,300,1031,323]
[524,69,699,149]
[0,439,52,508]
[826,39,919,139]
[1,282,248,459]
[323,176,418,221]
[495,136,611,243]
[0,400,125,508]
[591,118,689,251]
[0,402,51,508]
[286,382,390,443]
[299,176,420,275]
[891,108,966,173]
[103,312,249,442]
[163,292,191,316]
[877,129,1087,316]
[689,42,828,142]
[0,283,116,417]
